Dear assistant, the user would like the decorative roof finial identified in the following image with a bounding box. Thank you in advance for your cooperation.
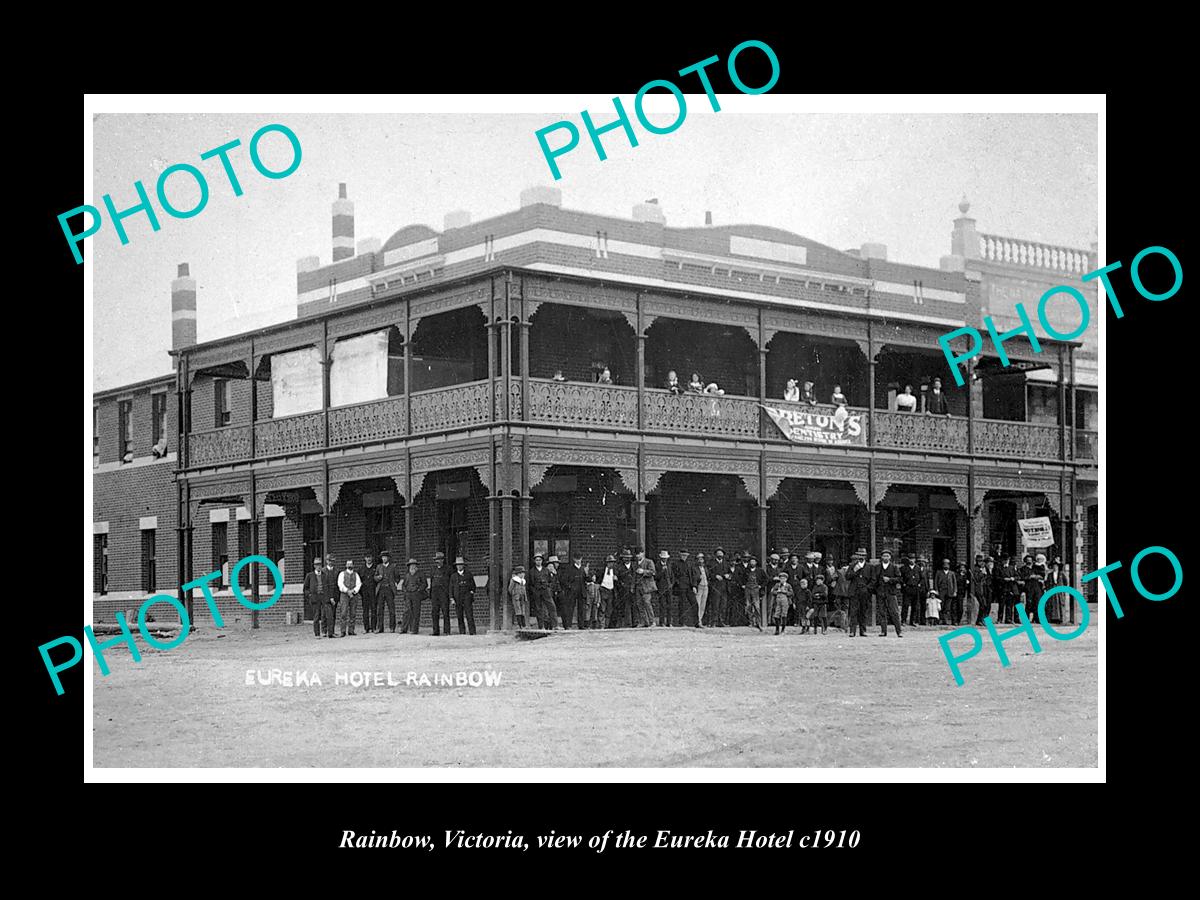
[958,195,971,216]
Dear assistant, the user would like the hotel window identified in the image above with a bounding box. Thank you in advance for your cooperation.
[118,399,133,462]
[141,530,156,592]
[212,522,229,587]
[93,406,100,467]
[302,512,324,570]
[365,504,393,560]
[266,517,284,567]
[94,534,108,595]
[214,379,231,428]
[151,391,168,454]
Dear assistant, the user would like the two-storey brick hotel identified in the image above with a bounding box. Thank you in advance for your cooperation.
[92,185,1099,629]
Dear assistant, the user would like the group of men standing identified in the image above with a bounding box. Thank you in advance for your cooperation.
[511,545,1072,634]
[302,550,479,638]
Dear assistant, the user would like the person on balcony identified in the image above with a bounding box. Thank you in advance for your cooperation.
[551,369,566,382]
[831,384,848,407]
[596,367,613,384]
[926,377,951,416]
[687,373,705,393]
[784,378,800,402]
[704,382,724,395]
[896,384,918,412]
[800,381,818,406]
[665,370,684,394]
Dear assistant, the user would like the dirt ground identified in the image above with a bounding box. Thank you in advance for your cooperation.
[92,613,1099,768]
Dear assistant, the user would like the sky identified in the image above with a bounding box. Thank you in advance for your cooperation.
[91,110,1097,391]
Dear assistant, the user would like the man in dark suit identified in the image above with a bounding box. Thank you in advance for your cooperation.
[615,549,636,628]
[996,553,1019,623]
[360,551,377,635]
[973,554,992,625]
[399,558,429,634]
[322,554,339,639]
[429,551,452,636]
[671,550,692,628]
[529,554,556,629]
[900,555,922,627]
[449,555,477,635]
[656,550,675,626]
[303,557,326,637]
[558,552,588,629]
[926,377,950,415]
[708,547,731,627]
[934,559,959,624]
[873,549,904,637]
[374,549,400,632]
[847,548,871,637]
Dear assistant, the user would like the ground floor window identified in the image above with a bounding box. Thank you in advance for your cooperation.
[141,530,156,592]
[94,534,109,594]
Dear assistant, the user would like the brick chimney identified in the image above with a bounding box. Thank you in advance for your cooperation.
[171,263,196,351]
[332,183,354,262]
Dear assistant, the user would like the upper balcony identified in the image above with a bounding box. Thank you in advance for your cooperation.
[179,270,1096,472]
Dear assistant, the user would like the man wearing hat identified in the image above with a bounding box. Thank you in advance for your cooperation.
[785,552,804,626]
[428,551,452,636]
[765,552,782,584]
[303,557,328,638]
[558,552,588,629]
[656,550,675,627]
[900,554,921,628]
[708,547,731,627]
[374,550,399,633]
[803,552,822,596]
[934,559,958,625]
[360,550,377,635]
[633,550,657,627]
[873,549,903,637]
[529,553,556,630]
[449,555,477,635]
[995,553,1018,624]
[847,548,871,637]
[972,553,992,626]
[337,558,362,637]
[399,558,429,634]
[728,551,749,627]
[672,550,692,628]
[692,551,710,627]
[1026,552,1049,623]
[546,556,563,629]
[599,553,618,629]
[614,549,636,628]
[323,554,340,637]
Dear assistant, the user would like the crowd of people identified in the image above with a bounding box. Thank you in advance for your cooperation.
[506,546,1072,636]
[303,549,479,638]
[300,544,1072,638]
[549,365,954,415]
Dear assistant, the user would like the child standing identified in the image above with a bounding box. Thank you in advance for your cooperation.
[796,577,813,633]
[769,572,793,635]
[925,589,941,626]
[811,573,830,634]
[584,569,601,630]
[508,565,529,628]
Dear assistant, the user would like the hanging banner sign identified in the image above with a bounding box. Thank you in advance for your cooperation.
[1018,516,1055,548]
[762,404,866,446]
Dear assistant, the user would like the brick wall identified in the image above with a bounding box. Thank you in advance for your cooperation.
[92,458,178,598]
[649,472,756,558]
[410,467,490,629]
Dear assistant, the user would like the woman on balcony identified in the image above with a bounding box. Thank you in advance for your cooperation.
[896,384,917,412]
[688,373,705,393]
[596,367,613,384]
[784,378,800,402]
[831,384,848,407]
